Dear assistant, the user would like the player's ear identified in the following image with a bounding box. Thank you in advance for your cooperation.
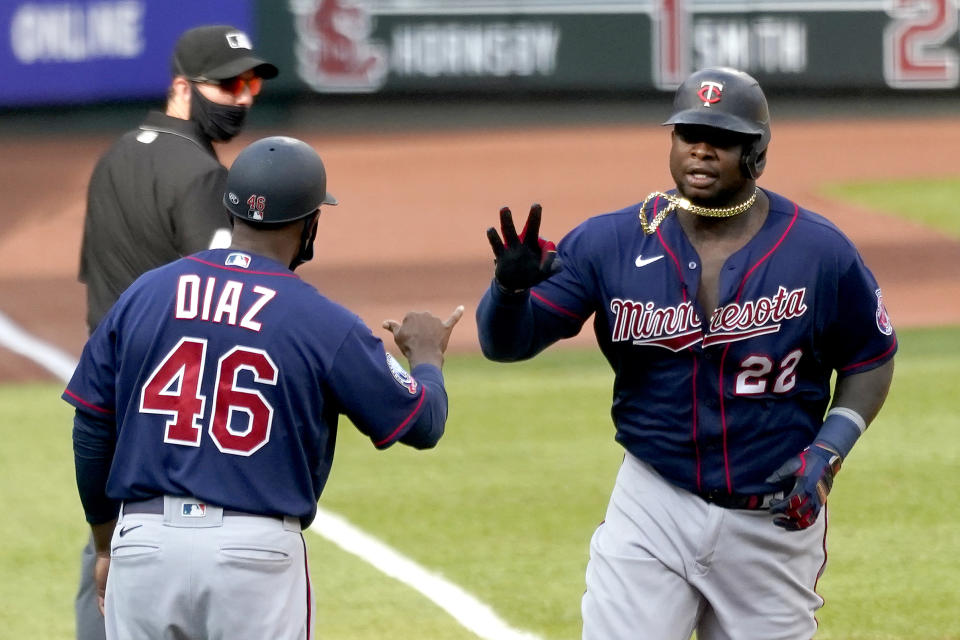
[753,148,767,178]
[168,76,192,114]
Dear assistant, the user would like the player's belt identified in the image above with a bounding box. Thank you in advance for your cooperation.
[697,489,784,510]
[122,496,287,521]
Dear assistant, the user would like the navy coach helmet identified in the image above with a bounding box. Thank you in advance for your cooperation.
[663,67,771,179]
[224,136,337,225]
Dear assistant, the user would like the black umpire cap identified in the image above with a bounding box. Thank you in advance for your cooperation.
[172,25,278,81]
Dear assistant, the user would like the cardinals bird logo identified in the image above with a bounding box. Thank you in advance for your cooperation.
[290,0,388,92]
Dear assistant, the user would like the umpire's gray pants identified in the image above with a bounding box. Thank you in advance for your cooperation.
[76,535,106,640]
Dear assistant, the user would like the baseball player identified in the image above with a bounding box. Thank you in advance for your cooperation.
[74,26,277,639]
[476,67,896,639]
[64,136,463,639]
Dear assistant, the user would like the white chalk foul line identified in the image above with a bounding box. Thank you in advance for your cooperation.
[309,510,542,640]
[0,310,79,381]
[0,310,541,640]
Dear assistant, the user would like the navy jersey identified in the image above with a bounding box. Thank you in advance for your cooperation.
[64,249,447,525]
[478,189,897,495]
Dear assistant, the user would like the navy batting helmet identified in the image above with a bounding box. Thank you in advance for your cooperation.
[663,67,770,178]
[224,136,337,225]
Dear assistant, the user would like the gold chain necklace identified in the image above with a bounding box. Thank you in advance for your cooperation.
[637,187,759,235]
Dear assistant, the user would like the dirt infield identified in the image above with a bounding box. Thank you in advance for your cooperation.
[1,112,958,382]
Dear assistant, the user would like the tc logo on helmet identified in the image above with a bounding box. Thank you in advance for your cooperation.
[697,81,724,107]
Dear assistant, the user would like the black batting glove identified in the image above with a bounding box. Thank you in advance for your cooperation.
[765,444,843,531]
[486,203,562,293]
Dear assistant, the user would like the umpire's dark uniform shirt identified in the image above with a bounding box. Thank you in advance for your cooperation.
[80,111,230,331]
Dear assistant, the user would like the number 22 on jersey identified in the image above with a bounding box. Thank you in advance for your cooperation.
[139,337,278,456]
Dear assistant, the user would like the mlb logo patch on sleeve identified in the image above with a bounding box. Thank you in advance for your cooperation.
[386,353,418,394]
[225,252,251,268]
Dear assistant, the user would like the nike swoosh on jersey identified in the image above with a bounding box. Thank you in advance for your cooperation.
[635,254,665,267]
[118,524,143,537]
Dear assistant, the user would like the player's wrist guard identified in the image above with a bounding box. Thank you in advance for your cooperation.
[815,407,866,459]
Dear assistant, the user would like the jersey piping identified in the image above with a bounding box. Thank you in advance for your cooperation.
[530,290,583,320]
[374,385,427,447]
[655,202,685,277]
[736,201,800,298]
[717,200,801,492]
[657,212,706,490]
[185,255,300,278]
[690,354,703,491]
[301,535,312,639]
[839,338,898,372]
[64,389,114,414]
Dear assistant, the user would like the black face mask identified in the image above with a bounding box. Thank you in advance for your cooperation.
[290,215,319,271]
[189,84,248,142]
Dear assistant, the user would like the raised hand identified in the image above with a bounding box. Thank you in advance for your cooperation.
[765,444,842,531]
[383,305,465,369]
[486,203,562,292]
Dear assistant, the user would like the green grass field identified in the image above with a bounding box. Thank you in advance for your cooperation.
[822,177,960,238]
[1,328,958,639]
[2,176,957,639]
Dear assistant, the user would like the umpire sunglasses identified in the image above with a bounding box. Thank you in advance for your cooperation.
[193,74,263,98]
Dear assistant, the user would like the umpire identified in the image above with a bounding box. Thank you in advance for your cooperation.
[79,24,278,332]
[75,24,277,640]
